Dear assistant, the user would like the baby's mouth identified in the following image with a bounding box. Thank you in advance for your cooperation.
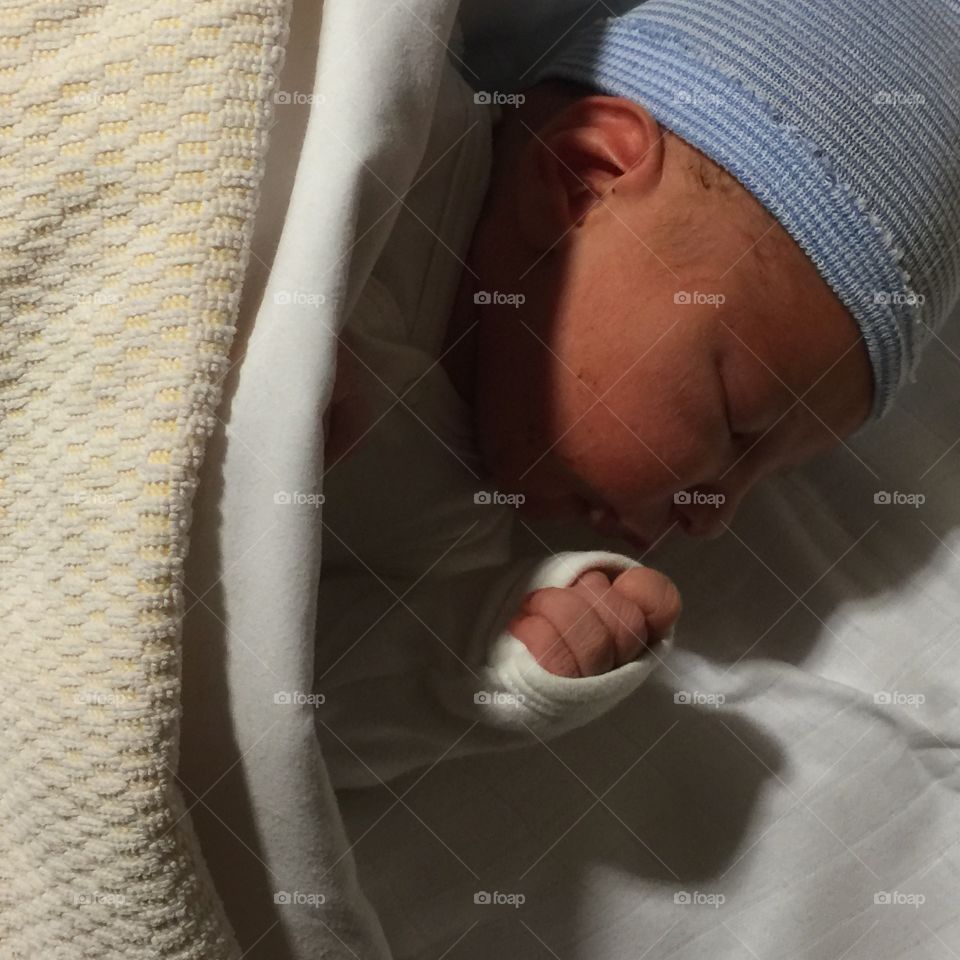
[586,504,620,537]
[518,491,658,552]
[585,503,652,552]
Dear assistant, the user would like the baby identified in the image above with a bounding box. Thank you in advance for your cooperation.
[317,0,959,786]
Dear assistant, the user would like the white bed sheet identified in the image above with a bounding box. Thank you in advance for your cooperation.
[335,3,960,958]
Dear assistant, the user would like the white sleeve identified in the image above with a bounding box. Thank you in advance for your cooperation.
[314,550,675,790]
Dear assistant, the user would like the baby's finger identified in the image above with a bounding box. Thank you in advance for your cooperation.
[570,569,613,598]
[611,567,682,642]
[506,612,581,678]
[571,571,648,666]
[522,587,616,677]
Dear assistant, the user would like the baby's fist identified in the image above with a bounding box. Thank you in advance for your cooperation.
[507,567,681,678]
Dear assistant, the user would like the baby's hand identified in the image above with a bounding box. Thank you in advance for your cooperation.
[507,567,681,678]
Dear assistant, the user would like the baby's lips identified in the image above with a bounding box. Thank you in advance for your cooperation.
[586,505,653,551]
[587,505,619,538]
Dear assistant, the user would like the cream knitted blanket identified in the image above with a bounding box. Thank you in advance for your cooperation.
[0,2,288,956]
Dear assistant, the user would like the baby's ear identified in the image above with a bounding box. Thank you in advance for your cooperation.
[515,95,664,248]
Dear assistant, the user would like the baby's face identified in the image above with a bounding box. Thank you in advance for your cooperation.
[452,84,873,549]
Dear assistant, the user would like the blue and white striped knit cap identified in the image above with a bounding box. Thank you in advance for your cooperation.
[537,0,960,421]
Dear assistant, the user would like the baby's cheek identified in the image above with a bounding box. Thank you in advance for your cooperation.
[475,395,577,508]
[476,327,705,513]
[550,406,646,499]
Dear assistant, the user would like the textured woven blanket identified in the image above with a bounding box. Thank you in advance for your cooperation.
[0,2,288,956]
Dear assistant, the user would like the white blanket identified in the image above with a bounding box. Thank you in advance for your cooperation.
[179,2,960,958]
[179,1,461,956]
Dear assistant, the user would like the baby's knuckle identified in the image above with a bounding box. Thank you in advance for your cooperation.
[616,567,680,612]
[622,598,649,636]
[528,585,591,627]
[612,565,655,594]
[561,605,608,663]
[572,569,614,598]
[612,603,647,644]
[659,578,682,621]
